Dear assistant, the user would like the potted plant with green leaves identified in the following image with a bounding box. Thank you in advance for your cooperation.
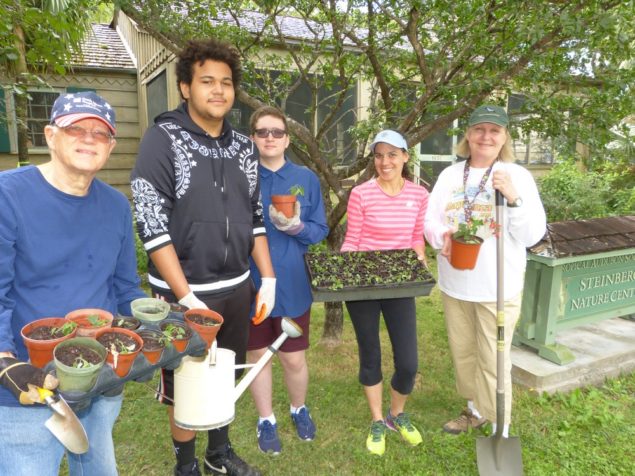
[136,328,167,364]
[271,184,304,218]
[159,320,192,352]
[450,218,484,270]
[21,318,78,368]
[53,337,107,392]
[183,309,224,350]
[65,308,113,338]
[95,327,143,378]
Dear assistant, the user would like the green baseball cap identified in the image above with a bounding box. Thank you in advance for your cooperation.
[468,105,509,127]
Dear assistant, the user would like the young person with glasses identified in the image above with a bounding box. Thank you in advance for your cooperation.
[246,106,328,455]
[131,39,275,476]
[0,91,146,475]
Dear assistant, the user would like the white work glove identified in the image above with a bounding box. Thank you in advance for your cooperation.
[178,290,208,310]
[268,202,304,235]
[252,277,276,325]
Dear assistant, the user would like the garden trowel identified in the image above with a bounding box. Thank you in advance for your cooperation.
[37,386,89,454]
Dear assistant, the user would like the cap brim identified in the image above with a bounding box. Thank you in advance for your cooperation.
[54,113,116,134]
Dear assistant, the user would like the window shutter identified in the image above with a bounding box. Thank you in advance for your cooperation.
[0,89,11,153]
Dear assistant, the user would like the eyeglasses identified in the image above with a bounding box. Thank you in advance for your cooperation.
[254,128,287,139]
[60,125,113,144]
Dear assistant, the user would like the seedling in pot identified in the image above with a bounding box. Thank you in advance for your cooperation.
[288,184,305,196]
[163,323,187,340]
[109,338,136,355]
[452,218,484,244]
[72,355,92,369]
[51,321,78,337]
[87,314,108,327]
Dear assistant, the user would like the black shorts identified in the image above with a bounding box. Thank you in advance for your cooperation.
[155,279,255,405]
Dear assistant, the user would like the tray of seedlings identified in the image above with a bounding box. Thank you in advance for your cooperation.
[32,301,222,410]
[304,249,436,302]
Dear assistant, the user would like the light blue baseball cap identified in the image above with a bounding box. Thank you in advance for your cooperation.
[369,129,408,152]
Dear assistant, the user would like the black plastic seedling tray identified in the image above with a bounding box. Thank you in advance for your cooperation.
[304,249,436,302]
[43,310,207,410]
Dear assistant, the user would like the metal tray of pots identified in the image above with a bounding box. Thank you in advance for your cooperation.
[43,310,208,410]
[304,249,436,302]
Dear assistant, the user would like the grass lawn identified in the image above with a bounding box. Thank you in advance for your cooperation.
[107,276,634,476]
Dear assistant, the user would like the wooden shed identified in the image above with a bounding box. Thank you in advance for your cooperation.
[0,24,139,198]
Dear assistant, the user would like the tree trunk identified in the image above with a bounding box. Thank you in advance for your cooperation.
[319,222,347,346]
[320,301,343,347]
[14,24,30,167]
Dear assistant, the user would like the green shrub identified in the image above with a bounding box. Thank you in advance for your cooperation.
[538,160,612,222]
[134,231,148,275]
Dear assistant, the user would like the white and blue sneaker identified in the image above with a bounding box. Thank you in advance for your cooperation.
[291,406,316,441]
[257,420,282,455]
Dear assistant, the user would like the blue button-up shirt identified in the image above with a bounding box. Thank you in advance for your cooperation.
[250,158,329,318]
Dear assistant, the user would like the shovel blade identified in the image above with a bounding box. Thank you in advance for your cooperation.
[476,435,523,476]
[45,398,89,454]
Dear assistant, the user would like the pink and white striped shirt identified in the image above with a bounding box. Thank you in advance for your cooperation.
[341,179,429,252]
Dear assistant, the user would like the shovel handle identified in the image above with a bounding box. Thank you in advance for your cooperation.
[35,386,54,403]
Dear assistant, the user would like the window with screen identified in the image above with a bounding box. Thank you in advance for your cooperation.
[27,91,59,148]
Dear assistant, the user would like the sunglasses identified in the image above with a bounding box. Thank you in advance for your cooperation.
[254,128,287,139]
[60,125,113,144]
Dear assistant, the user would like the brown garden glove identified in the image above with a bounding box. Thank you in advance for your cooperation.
[0,357,58,404]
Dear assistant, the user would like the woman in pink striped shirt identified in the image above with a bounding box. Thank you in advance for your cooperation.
[341,130,429,456]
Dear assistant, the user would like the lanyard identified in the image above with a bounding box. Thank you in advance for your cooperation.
[462,159,494,223]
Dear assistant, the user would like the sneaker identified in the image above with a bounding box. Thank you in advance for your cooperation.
[366,420,386,456]
[204,443,262,476]
[442,408,487,435]
[174,459,201,476]
[291,407,316,441]
[385,412,423,446]
[257,420,282,455]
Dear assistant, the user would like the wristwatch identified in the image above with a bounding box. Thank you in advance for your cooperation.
[507,196,523,208]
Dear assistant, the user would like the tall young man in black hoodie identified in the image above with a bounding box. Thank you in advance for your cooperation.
[131,39,275,476]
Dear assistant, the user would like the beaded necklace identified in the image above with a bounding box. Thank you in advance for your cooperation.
[462,158,494,223]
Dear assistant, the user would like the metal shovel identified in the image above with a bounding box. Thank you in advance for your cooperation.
[476,190,523,476]
[37,387,89,454]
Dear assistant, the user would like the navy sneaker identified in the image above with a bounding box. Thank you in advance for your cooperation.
[204,443,261,476]
[174,459,201,476]
[291,406,316,441]
[257,420,282,455]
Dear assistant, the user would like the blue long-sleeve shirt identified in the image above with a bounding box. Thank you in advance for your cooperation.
[250,159,328,318]
[0,166,145,406]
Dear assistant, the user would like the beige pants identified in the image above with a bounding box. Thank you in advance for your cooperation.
[441,292,522,424]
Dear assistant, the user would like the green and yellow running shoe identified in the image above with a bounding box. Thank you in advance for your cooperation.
[366,420,386,456]
[386,412,423,446]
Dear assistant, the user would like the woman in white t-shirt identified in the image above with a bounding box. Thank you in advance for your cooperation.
[424,105,546,438]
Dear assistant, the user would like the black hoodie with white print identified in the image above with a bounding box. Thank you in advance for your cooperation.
[131,102,265,295]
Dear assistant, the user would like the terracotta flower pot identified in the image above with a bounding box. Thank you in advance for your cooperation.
[21,317,78,368]
[136,329,166,364]
[95,327,143,378]
[184,309,224,351]
[65,308,114,338]
[271,195,297,218]
[159,320,192,352]
[112,316,141,331]
[449,236,484,270]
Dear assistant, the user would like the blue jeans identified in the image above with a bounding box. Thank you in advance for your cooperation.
[0,393,123,476]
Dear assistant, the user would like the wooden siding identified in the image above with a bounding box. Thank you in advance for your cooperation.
[0,71,140,198]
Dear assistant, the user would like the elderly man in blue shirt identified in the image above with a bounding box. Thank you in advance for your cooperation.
[246,106,329,455]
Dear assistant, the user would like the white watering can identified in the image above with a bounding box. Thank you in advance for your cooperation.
[173,317,303,430]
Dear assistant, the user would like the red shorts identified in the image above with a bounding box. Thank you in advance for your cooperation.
[247,309,310,353]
